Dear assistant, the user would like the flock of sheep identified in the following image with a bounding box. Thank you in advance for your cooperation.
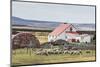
[34,47,82,56]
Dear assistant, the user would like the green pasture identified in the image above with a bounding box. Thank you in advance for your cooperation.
[12,48,96,66]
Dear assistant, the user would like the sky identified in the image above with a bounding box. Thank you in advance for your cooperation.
[12,1,95,24]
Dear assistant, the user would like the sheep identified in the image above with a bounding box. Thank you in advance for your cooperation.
[69,50,82,55]
[34,47,82,56]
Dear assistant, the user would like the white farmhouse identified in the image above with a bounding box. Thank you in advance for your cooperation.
[48,23,91,43]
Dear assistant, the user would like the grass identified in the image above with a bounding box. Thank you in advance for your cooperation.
[12,48,96,66]
[36,36,48,44]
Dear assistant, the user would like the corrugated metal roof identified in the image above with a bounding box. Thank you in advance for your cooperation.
[66,32,79,34]
[49,23,71,36]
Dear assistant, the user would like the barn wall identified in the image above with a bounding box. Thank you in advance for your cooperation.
[80,35,91,43]
[56,31,66,40]
[48,31,66,42]
[66,34,77,41]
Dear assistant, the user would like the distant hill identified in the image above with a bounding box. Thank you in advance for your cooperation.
[12,16,95,31]
[73,23,95,31]
[12,16,60,30]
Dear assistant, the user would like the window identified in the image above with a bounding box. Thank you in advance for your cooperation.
[65,35,67,38]
[70,27,72,32]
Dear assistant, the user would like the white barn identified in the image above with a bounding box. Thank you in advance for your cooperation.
[48,23,91,43]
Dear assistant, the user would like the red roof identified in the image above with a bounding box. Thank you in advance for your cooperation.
[49,23,71,36]
[66,32,79,34]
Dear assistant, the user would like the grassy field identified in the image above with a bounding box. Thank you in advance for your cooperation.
[36,36,48,44]
[12,48,96,66]
[32,32,49,44]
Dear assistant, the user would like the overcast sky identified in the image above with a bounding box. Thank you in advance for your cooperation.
[12,1,95,24]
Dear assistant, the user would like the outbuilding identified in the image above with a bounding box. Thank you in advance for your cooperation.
[48,23,92,43]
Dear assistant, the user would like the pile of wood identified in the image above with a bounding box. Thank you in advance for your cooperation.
[12,32,40,49]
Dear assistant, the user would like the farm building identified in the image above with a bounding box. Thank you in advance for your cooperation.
[12,17,95,44]
[48,23,92,43]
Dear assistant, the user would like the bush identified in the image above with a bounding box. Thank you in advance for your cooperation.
[40,42,53,48]
[54,39,69,45]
